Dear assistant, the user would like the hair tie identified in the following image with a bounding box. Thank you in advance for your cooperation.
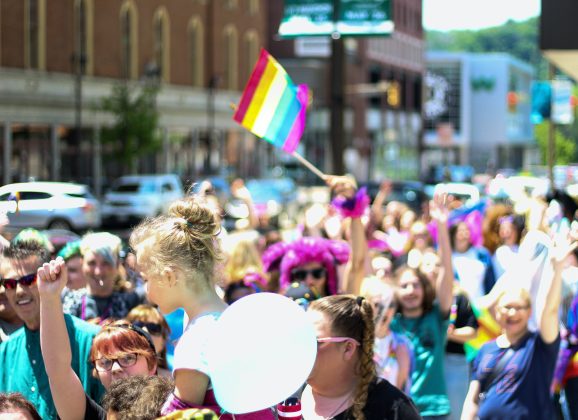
[356,296,365,307]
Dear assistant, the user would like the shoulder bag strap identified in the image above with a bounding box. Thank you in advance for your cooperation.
[479,347,515,396]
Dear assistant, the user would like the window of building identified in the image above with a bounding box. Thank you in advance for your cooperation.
[225,0,238,10]
[153,8,170,83]
[244,31,259,82]
[120,1,137,79]
[248,0,259,15]
[25,0,45,69]
[188,17,204,87]
[223,26,238,90]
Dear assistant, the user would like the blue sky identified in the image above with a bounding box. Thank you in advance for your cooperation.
[423,0,541,31]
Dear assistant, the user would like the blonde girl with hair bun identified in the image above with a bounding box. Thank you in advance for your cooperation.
[129,196,274,418]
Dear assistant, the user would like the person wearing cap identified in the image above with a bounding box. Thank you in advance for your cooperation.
[37,257,159,420]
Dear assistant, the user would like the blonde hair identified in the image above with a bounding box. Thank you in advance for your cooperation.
[129,196,222,289]
[496,287,532,308]
[224,240,263,284]
[309,295,375,420]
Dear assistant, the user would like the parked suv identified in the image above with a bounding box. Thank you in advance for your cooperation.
[0,182,101,231]
[102,174,184,225]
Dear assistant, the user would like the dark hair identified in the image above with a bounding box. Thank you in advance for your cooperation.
[102,375,174,420]
[309,295,375,420]
[224,282,256,304]
[449,221,470,250]
[3,241,51,264]
[393,265,435,313]
[508,214,526,245]
[0,392,42,420]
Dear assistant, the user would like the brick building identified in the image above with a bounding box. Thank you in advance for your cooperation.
[0,0,269,194]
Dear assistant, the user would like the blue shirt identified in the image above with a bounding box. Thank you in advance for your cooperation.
[473,331,560,420]
[0,314,105,419]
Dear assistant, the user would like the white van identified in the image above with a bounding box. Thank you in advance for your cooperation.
[102,174,184,224]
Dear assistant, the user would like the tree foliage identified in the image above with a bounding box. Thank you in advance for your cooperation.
[100,83,161,173]
[427,18,548,78]
[535,122,576,165]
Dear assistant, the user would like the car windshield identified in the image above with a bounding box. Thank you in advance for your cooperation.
[111,181,156,193]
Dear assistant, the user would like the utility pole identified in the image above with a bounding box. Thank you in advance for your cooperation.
[74,0,86,181]
[330,0,345,175]
[548,63,556,188]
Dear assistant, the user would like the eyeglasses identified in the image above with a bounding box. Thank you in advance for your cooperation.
[1,273,37,290]
[316,337,360,347]
[291,267,326,281]
[132,321,163,336]
[93,353,139,372]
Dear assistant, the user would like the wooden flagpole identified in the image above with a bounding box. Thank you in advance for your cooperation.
[291,151,328,181]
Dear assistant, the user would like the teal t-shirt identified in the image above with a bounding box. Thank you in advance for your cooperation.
[0,314,105,419]
[390,302,450,417]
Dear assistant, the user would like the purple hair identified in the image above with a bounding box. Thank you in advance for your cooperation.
[262,237,350,295]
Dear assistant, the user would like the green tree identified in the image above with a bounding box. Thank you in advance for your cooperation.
[427,18,548,78]
[100,83,161,173]
[535,122,576,165]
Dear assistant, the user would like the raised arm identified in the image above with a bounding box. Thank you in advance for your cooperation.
[540,235,577,344]
[230,178,259,230]
[326,175,367,294]
[38,258,87,420]
[370,180,391,226]
[431,193,454,315]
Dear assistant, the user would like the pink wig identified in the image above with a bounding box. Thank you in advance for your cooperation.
[262,237,350,295]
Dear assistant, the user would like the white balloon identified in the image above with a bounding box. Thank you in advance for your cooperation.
[207,293,317,414]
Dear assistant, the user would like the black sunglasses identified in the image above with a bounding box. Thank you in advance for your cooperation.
[291,267,327,281]
[132,321,163,336]
[1,273,37,290]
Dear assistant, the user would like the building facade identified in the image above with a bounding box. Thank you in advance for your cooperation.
[424,52,539,174]
[0,0,269,195]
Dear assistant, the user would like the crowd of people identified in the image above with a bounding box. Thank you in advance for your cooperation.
[0,174,577,420]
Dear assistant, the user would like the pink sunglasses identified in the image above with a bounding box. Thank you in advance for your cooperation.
[316,336,360,346]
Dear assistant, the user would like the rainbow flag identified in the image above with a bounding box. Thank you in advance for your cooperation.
[233,49,308,154]
[464,303,501,362]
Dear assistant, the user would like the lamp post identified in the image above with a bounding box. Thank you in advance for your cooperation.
[73,1,86,182]
[205,75,220,175]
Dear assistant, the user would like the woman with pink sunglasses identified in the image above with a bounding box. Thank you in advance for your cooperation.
[303,295,420,420]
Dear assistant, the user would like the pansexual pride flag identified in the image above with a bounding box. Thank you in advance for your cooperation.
[233,49,308,154]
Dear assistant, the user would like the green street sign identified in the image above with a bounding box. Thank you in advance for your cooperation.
[278,0,393,38]
[338,0,393,35]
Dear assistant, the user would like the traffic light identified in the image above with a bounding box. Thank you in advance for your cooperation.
[387,81,401,108]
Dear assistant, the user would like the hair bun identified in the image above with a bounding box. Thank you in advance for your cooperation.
[168,197,220,237]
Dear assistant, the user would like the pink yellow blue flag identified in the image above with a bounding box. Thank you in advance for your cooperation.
[233,49,308,154]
